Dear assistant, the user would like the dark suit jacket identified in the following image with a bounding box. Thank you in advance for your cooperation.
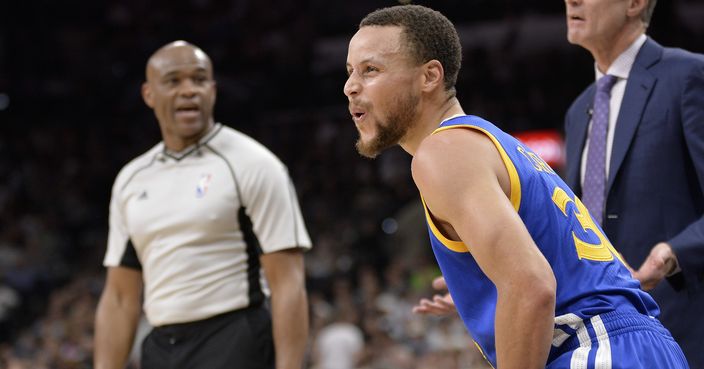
[565,38,704,367]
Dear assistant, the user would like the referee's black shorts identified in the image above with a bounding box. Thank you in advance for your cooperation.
[141,304,275,369]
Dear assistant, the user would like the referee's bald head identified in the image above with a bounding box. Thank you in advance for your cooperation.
[145,41,213,82]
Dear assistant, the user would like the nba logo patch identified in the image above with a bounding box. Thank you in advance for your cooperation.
[196,174,212,198]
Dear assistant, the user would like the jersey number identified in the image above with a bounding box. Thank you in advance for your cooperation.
[551,187,625,263]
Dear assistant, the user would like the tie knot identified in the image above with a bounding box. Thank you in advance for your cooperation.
[596,74,618,93]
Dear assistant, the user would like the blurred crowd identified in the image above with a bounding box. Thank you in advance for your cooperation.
[1,0,703,368]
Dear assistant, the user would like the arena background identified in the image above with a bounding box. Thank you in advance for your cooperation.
[1,0,703,367]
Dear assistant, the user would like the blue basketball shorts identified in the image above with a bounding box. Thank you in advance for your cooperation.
[548,310,689,369]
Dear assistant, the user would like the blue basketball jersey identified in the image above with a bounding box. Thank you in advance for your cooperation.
[422,115,660,368]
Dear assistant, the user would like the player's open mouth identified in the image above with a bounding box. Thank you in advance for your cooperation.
[350,108,367,123]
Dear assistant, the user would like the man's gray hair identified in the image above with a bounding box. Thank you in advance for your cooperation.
[642,0,657,27]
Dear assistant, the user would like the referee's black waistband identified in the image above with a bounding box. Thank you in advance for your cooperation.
[152,303,266,338]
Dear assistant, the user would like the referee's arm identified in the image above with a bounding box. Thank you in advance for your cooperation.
[94,266,143,369]
[261,248,309,369]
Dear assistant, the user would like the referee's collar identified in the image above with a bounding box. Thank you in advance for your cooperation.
[159,123,223,161]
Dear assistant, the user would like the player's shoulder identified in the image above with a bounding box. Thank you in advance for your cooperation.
[417,121,493,161]
[413,123,495,182]
[208,123,285,169]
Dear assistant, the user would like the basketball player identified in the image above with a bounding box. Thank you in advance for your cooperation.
[344,5,688,368]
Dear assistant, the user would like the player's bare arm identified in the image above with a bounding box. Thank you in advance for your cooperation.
[94,266,143,369]
[411,128,556,369]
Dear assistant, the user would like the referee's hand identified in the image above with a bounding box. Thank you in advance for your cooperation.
[412,276,457,316]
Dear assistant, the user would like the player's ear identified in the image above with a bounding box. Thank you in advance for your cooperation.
[142,82,154,108]
[421,60,445,93]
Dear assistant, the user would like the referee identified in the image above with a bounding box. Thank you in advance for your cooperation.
[94,41,312,369]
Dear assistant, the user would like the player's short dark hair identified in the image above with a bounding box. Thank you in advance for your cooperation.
[642,0,657,27]
[360,5,462,97]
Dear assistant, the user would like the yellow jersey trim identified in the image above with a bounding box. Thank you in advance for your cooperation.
[431,125,522,212]
[420,196,469,253]
[473,341,497,369]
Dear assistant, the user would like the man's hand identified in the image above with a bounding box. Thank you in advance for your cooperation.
[632,242,679,291]
[412,276,457,316]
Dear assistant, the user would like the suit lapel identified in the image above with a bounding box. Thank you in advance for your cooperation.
[606,39,662,194]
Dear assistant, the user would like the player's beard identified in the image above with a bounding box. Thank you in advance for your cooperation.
[356,91,420,159]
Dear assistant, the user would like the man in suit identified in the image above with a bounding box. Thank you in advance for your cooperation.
[563,0,704,367]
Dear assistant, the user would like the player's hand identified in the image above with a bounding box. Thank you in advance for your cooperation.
[412,276,457,316]
[632,242,678,291]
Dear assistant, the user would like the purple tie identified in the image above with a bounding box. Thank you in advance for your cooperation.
[582,74,618,225]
